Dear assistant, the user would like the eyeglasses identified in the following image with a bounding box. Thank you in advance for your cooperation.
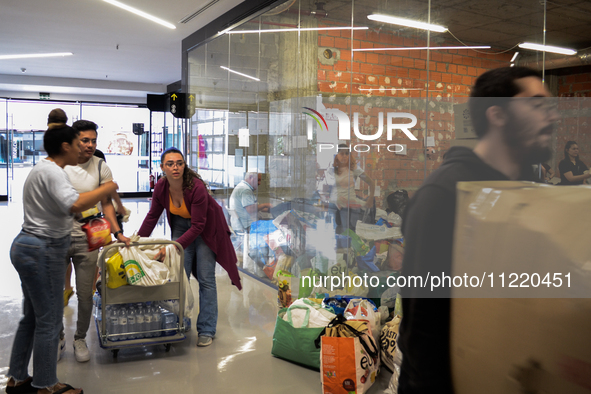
[164,161,185,168]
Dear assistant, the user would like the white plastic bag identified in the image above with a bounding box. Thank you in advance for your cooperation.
[355,221,402,241]
[344,298,381,343]
[158,244,195,318]
[120,235,194,317]
[283,298,336,328]
[119,244,170,286]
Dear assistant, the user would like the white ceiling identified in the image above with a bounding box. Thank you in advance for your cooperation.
[0,0,244,102]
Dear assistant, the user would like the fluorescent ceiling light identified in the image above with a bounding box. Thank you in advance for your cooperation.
[102,0,176,29]
[510,52,519,62]
[353,46,490,52]
[518,42,576,55]
[226,26,368,34]
[0,52,73,60]
[368,14,447,32]
[220,66,260,81]
[358,88,441,91]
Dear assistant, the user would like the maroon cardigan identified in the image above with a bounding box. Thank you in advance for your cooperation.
[138,177,242,290]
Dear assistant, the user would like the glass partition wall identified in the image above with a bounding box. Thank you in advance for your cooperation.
[0,100,152,201]
[185,0,585,291]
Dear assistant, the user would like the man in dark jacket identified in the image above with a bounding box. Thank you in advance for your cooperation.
[398,66,559,394]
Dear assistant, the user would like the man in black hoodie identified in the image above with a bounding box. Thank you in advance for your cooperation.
[398,66,559,394]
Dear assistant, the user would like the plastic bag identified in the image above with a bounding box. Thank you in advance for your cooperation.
[105,251,127,289]
[380,315,402,373]
[134,236,194,318]
[344,298,381,344]
[119,245,170,286]
[283,298,336,328]
[355,221,402,241]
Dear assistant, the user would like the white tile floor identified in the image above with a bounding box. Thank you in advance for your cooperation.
[0,199,392,393]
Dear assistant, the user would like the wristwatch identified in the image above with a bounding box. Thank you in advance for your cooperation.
[113,230,123,239]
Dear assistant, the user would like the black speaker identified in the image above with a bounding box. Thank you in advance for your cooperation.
[132,123,145,135]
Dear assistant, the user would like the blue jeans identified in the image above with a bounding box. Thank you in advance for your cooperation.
[170,214,218,338]
[8,231,70,389]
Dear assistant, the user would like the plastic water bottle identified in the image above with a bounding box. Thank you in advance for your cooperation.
[117,307,128,341]
[152,306,162,338]
[93,292,101,320]
[143,305,153,338]
[162,311,177,336]
[183,316,191,332]
[127,306,137,339]
[136,305,145,339]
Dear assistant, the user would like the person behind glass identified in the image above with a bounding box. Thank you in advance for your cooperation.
[558,141,591,185]
[137,147,242,347]
[332,144,375,231]
[229,172,271,234]
[6,124,118,394]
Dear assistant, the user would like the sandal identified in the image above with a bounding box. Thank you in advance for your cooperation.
[6,377,35,394]
[43,383,83,394]
[63,289,75,307]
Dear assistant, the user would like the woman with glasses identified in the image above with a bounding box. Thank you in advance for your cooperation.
[558,141,591,185]
[137,147,241,347]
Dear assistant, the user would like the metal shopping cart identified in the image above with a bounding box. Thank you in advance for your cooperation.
[95,240,186,357]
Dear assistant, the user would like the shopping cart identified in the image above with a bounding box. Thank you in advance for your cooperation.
[95,240,186,357]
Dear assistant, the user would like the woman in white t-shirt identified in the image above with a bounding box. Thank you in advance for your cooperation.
[332,145,375,232]
[6,123,117,394]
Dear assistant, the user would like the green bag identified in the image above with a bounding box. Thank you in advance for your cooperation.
[271,306,325,369]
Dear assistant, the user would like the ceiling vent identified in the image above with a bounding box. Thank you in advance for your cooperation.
[179,0,220,24]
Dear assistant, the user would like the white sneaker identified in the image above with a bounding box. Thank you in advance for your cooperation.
[57,337,66,362]
[73,339,90,362]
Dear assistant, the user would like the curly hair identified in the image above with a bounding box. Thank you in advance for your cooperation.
[160,147,208,192]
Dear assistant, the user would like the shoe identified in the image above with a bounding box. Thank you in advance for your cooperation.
[64,288,75,307]
[197,336,213,347]
[57,337,66,362]
[5,377,33,394]
[73,339,90,362]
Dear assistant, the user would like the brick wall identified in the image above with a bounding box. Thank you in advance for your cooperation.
[315,22,512,200]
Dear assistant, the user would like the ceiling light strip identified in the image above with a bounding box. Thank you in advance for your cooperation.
[180,0,219,24]
[102,0,176,29]
[510,52,519,62]
[227,26,368,34]
[358,88,442,91]
[367,14,447,32]
[353,46,490,52]
[220,66,260,81]
[518,42,576,55]
[0,52,73,60]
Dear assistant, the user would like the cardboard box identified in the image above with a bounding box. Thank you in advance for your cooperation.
[451,181,591,394]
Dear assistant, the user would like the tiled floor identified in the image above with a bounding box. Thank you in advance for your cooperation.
[0,199,392,393]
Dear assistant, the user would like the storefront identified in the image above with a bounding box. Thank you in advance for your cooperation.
[0,99,188,201]
[177,0,590,285]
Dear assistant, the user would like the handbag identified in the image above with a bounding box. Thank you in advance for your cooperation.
[316,315,381,394]
[271,305,327,369]
[81,218,111,251]
[79,159,112,251]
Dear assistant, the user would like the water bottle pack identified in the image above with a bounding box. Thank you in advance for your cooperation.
[94,298,178,341]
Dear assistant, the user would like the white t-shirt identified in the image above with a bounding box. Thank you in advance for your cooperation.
[22,158,79,238]
[64,156,113,237]
[333,167,365,209]
[229,180,257,232]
